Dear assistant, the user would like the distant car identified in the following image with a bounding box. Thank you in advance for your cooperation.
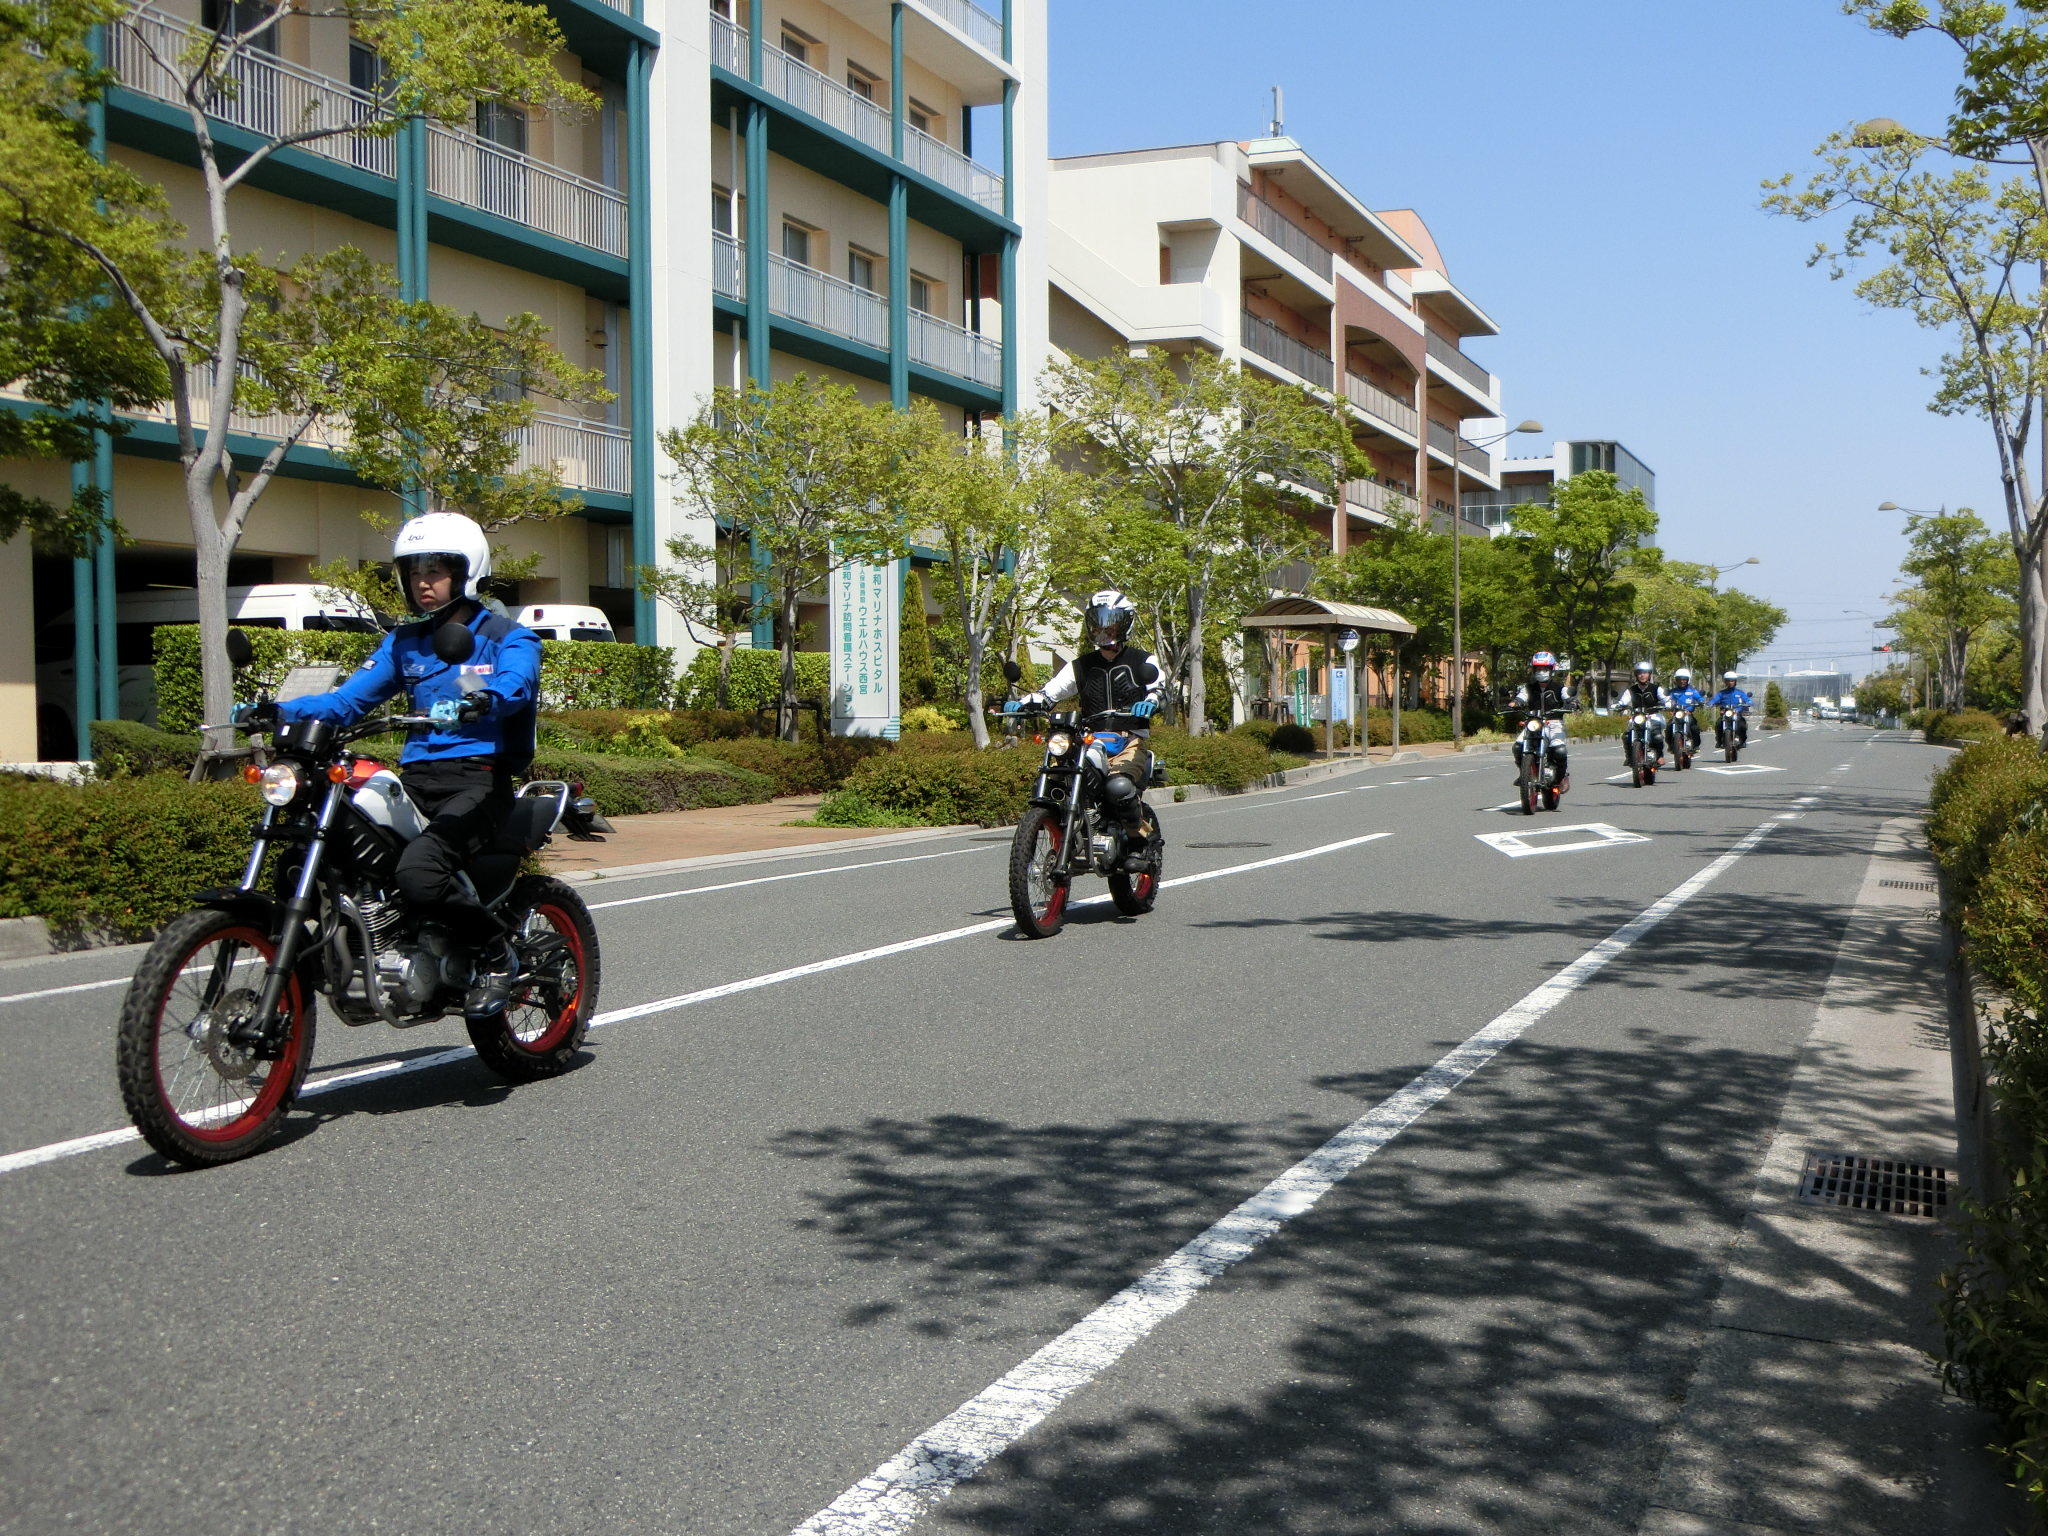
[514,604,617,643]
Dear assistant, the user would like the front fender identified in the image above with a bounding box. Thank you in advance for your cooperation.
[189,887,285,940]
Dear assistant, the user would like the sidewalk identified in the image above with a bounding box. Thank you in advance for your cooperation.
[1643,817,2027,1535]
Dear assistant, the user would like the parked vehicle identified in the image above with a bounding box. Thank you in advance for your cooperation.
[513,604,617,643]
[114,626,610,1167]
[997,659,1165,938]
[1622,711,1665,787]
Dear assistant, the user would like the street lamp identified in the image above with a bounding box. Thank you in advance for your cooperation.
[1450,417,1543,747]
[1706,556,1759,681]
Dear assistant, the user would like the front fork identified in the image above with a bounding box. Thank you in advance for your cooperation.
[237,783,343,1052]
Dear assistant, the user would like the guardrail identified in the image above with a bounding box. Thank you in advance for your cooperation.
[712,231,744,299]
[1344,373,1418,437]
[1236,183,1333,280]
[713,14,1002,211]
[424,122,626,256]
[1241,311,1333,390]
[909,308,1002,388]
[1425,331,1493,396]
[1342,478,1403,517]
[768,251,891,350]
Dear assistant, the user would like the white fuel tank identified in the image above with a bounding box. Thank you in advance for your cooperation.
[351,769,430,842]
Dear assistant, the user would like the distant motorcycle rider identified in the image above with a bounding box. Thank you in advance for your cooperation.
[1711,671,1754,747]
[1669,667,1705,752]
[1618,661,1672,760]
[238,513,541,1019]
[1510,650,1575,787]
[1007,589,1165,854]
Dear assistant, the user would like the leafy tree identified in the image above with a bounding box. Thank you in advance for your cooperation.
[1888,506,2017,711]
[1317,506,1452,715]
[898,566,937,706]
[1503,469,1658,701]
[1045,349,1362,733]
[661,377,913,740]
[0,0,601,738]
[1859,664,1913,717]
[633,528,756,707]
[1764,680,1788,720]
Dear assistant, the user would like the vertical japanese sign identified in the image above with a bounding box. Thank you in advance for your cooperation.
[830,556,902,739]
[1291,665,1310,728]
[1329,666,1351,721]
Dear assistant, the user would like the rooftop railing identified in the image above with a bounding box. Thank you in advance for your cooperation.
[1425,331,1494,397]
[1343,373,1418,438]
[1241,311,1333,391]
[712,14,1003,211]
[110,5,625,257]
[918,0,1003,53]
[1236,183,1333,281]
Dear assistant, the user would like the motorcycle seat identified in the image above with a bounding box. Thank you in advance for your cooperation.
[489,797,559,856]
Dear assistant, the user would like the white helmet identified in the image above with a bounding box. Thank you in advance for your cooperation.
[393,512,492,617]
[1674,667,1693,682]
[1633,660,1654,677]
[1084,589,1136,649]
[1723,670,1739,682]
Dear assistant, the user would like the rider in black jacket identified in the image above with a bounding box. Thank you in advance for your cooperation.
[1618,661,1672,760]
[1013,589,1166,841]
[1510,650,1575,785]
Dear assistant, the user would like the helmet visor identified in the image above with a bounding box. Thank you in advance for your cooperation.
[395,552,469,615]
[1084,603,1132,648]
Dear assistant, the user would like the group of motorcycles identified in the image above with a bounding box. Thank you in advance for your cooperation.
[1512,700,1749,817]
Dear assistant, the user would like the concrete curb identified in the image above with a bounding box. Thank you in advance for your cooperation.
[0,916,53,961]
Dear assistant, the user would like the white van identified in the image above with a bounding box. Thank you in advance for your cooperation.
[515,603,617,642]
[38,583,384,753]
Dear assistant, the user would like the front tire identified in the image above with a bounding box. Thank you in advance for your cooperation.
[1009,806,1070,938]
[1109,808,1162,915]
[115,909,315,1168]
[467,876,599,1081]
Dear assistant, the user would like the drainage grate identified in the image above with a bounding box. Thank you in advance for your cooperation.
[1185,841,1272,850]
[1796,1151,1950,1217]
[1879,878,1938,892]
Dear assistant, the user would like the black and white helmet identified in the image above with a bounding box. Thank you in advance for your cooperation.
[1084,589,1136,649]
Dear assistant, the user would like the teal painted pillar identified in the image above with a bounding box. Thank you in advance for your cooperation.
[888,176,908,408]
[749,532,771,648]
[743,101,771,386]
[1001,0,1012,61]
[890,3,905,159]
[85,22,117,727]
[1001,77,1015,222]
[397,112,429,517]
[748,0,763,81]
[69,466,96,750]
[1000,231,1017,416]
[627,42,657,643]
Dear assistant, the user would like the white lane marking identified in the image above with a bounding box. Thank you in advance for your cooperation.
[1474,822,1651,859]
[1605,772,1634,782]
[1694,764,1783,777]
[0,974,133,1006]
[1487,802,1524,813]
[1288,790,1350,803]
[0,832,1395,1178]
[1834,764,1853,771]
[586,847,985,911]
[790,814,1786,1536]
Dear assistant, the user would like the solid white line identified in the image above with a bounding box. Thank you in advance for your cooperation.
[1288,790,1350,803]
[0,832,1394,1178]
[787,813,1784,1536]
[0,974,133,1006]
[586,847,985,911]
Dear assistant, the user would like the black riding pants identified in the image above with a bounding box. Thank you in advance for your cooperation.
[397,759,514,944]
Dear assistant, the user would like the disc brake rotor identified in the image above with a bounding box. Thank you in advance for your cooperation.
[199,988,265,1081]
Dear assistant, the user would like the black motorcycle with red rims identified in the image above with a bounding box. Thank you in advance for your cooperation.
[115,627,609,1167]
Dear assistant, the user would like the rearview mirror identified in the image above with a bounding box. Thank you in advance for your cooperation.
[1000,658,1023,685]
[433,621,476,665]
[224,628,254,671]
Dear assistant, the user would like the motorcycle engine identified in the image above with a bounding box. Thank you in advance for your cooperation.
[377,927,470,1013]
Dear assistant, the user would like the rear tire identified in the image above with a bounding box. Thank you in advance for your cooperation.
[467,876,598,1081]
[115,909,315,1168]
[1009,807,1070,938]
[1108,808,1161,915]
[1544,785,1562,811]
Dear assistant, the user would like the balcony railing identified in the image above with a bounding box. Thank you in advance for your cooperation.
[1425,332,1494,397]
[713,230,745,298]
[110,5,626,257]
[1236,183,1333,281]
[1344,373,1419,438]
[1241,311,1333,390]
[1343,478,1403,518]
[910,308,1002,388]
[712,15,1003,211]
[919,0,1004,53]
[1425,420,1493,475]
[769,251,891,350]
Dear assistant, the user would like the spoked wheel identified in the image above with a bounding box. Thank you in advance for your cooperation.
[1631,759,1646,788]
[1725,742,1738,762]
[1009,806,1070,938]
[1519,773,1540,816]
[1109,808,1162,916]
[467,876,599,1081]
[115,909,315,1168]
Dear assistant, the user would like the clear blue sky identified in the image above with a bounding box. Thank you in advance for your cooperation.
[1047,0,2000,677]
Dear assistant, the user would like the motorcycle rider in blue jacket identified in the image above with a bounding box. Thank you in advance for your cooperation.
[1710,672,1753,748]
[235,513,542,1018]
[1669,667,1706,753]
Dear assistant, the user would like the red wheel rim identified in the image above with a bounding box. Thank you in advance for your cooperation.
[1131,871,1157,902]
[150,924,306,1144]
[1031,821,1068,926]
[502,902,587,1053]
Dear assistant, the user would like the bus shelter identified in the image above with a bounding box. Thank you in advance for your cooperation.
[1241,596,1416,757]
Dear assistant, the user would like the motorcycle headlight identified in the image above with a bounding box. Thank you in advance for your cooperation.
[258,762,306,807]
[1045,731,1073,758]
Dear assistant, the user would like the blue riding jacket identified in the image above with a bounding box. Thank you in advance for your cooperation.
[275,605,542,766]
[1711,687,1753,712]
[1671,686,1706,710]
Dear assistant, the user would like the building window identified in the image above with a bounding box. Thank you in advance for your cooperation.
[708,0,731,15]
[779,25,815,65]
[711,184,741,236]
[909,272,936,314]
[847,247,880,292]
[781,219,816,267]
[907,98,938,136]
[846,64,880,101]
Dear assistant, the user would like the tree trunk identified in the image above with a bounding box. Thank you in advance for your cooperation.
[1185,587,1208,736]
[715,635,734,709]
[1391,649,1403,753]
[965,630,989,750]
[778,585,800,742]
[2023,551,2048,739]
[192,487,234,753]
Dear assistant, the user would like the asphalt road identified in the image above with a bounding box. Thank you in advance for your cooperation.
[0,722,1951,1535]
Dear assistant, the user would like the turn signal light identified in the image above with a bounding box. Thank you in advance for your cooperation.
[326,764,350,784]
[240,764,261,784]
[1033,734,1044,744]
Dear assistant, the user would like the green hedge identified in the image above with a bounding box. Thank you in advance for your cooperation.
[528,747,774,818]
[814,748,1041,827]
[90,719,201,777]
[538,640,675,711]
[677,647,830,710]
[1146,727,1278,793]
[1925,738,2048,1516]
[0,777,262,944]
[685,735,888,796]
[1927,708,2009,745]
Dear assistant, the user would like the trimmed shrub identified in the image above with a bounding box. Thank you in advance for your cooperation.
[538,639,676,711]
[528,747,773,817]
[1968,820,2048,1013]
[892,729,982,756]
[1927,738,2048,911]
[677,647,830,710]
[690,735,888,797]
[815,748,1040,827]
[1229,718,1278,746]
[1147,728,1278,793]
[899,704,960,733]
[155,624,379,734]
[1268,722,1318,754]
[1927,708,2007,745]
[90,719,201,777]
[0,776,262,944]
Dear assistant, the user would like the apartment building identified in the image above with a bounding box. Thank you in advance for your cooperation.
[1472,439,1658,534]
[1044,135,1507,565]
[0,0,1043,757]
